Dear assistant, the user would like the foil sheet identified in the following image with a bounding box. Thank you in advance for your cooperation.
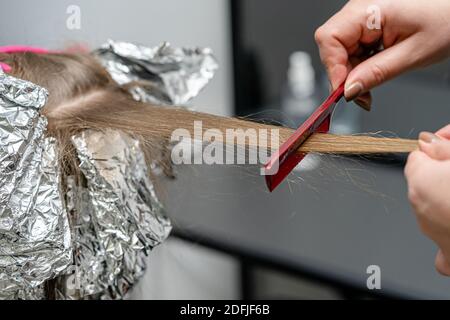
[55,129,172,299]
[94,40,218,105]
[0,72,72,299]
[94,40,218,178]
[0,39,211,299]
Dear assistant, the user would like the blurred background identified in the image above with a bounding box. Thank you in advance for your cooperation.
[2,0,450,299]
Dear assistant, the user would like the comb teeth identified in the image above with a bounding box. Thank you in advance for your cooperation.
[263,83,345,192]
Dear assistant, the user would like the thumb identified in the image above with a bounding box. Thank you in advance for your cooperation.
[418,132,450,161]
[344,38,419,100]
[436,124,450,140]
[435,249,450,276]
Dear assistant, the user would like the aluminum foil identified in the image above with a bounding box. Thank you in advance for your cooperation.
[0,39,212,299]
[0,72,72,299]
[94,40,218,105]
[54,129,171,299]
[94,40,218,178]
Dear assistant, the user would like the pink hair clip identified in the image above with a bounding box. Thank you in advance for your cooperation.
[0,62,11,73]
[0,45,51,73]
[0,45,50,54]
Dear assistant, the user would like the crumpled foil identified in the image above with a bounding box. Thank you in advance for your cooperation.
[0,72,72,299]
[53,129,171,299]
[94,40,218,105]
[1,39,214,299]
[94,40,218,178]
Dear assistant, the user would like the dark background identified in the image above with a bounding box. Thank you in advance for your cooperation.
[232,0,450,116]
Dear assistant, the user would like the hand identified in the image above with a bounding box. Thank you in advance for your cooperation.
[315,0,450,110]
[405,125,450,275]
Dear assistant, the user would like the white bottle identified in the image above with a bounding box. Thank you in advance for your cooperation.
[281,51,320,171]
[281,51,319,128]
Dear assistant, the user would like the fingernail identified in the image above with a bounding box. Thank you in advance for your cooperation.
[345,82,363,101]
[354,96,372,111]
[419,131,440,143]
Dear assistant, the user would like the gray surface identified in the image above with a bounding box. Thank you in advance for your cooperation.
[238,0,450,106]
[162,77,450,299]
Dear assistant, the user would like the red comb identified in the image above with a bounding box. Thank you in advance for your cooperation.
[263,82,345,192]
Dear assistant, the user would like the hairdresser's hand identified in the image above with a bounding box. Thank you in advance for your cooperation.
[405,125,450,276]
[315,0,450,109]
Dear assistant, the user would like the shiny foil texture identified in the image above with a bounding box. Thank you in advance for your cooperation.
[0,72,72,299]
[94,40,218,105]
[55,130,171,299]
[0,38,214,299]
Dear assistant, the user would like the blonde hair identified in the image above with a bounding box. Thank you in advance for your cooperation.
[1,51,417,177]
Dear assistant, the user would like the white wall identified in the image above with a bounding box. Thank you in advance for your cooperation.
[0,0,238,299]
[0,0,233,116]
[129,238,239,299]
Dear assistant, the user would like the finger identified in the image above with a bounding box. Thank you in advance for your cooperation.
[435,249,450,276]
[315,6,382,90]
[404,150,429,179]
[435,124,450,140]
[354,92,372,111]
[418,132,450,161]
[404,150,434,207]
[315,26,351,90]
[348,56,372,111]
[345,37,421,100]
